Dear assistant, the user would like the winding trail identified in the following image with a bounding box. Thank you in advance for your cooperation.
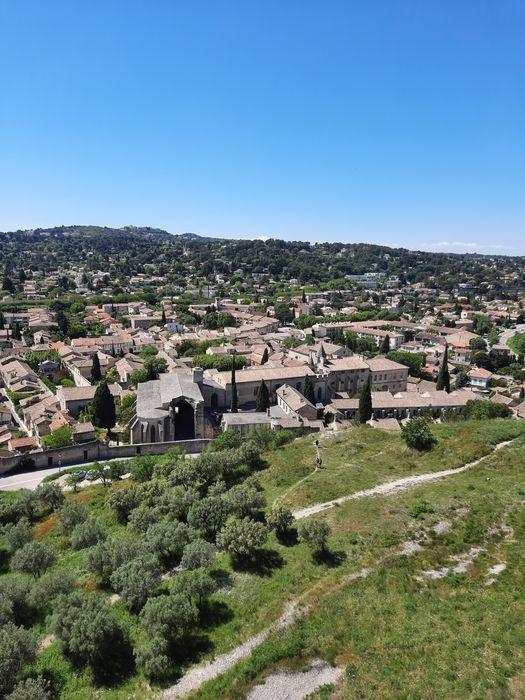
[163,600,304,699]
[292,440,513,520]
[163,439,513,698]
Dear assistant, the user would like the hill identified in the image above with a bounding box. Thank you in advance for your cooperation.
[1,419,525,698]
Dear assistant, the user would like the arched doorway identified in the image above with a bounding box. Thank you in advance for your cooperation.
[172,400,195,440]
[150,424,156,443]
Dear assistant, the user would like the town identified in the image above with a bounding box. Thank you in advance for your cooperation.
[0,226,524,476]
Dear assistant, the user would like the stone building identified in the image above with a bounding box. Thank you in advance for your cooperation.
[130,368,223,444]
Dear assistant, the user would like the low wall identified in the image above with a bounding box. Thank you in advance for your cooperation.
[0,438,211,475]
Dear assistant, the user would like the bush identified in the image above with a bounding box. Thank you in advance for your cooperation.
[266,504,294,534]
[216,517,268,560]
[0,624,37,697]
[298,519,331,554]
[51,591,121,666]
[110,555,161,611]
[462,400,512,420]
[71,517,107,550]
[408,500,434,518]
[401,417,437,451]
[180,539,216,570]
[57,501,88,533]
[10,542,57,578]
[3,518,33,551]
[6,676,52,700]
[209,431,242,452]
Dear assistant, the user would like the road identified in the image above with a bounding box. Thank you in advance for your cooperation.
[499,323,525,351]
[0,453,199,492]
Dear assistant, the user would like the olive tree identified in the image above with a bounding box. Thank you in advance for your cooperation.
[10,542,57,578]
[216,517,267,560]
[297,519,330,554]
[0,624,37,697]
[110,554,161,611]
[180,539,216,570]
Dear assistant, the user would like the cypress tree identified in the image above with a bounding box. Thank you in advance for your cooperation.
[302,288,306,303]
[230,355,238,413]
[255,380,270,412]
[380,334,390,354]
[12,322,21,341]
[161,309,166,325]
[0,311,4,329]
[91,380,116,431]
[303,374,315,404]
[91,353,102,383]
[436,345,450,393]
[358,377,372,423]
[261,347,269,364]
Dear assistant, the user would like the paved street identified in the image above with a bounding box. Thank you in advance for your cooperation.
[499,324,525,350]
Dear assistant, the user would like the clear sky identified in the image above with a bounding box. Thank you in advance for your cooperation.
[1,1,524,254]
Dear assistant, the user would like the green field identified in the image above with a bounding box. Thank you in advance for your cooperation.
[1,419,525,699]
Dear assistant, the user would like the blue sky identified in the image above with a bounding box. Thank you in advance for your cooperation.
[1,1,524,254]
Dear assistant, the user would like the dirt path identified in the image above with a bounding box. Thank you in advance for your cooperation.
[292,441,513,520]
[163,600,304,699]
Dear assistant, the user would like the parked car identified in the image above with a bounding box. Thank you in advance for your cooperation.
[85,469,99,481]
[73,470,86,480]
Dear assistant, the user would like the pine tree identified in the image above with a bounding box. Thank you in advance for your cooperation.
[436,345,450,393]
[91,353,102,383]
[358,377,372,423]
[380,334,390,354]
[303,374,315,404]
[230,355,238,413]
[255,380,270,412]
[91,380,116,431]
[261,347,269,364]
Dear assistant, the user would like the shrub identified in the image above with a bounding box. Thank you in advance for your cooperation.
[216,517,268,560]
[10,542,57,578]
[51,591,121,665]
[401,417,437,451]
[110,555,161,611]
[57,501,88,533]
[0,624,37,697]
[3,518,33,551]
[180,539,216,570]
[408,500,434,518]
[266,504,294,534]
[71,517,107,550]
[6,676,52,700]
[298,519,331,553]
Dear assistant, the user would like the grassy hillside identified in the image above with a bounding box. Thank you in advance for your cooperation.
[196,428,525,699]
[1,420,525,699]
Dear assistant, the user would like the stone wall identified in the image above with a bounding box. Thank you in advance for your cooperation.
[0,438,212,475]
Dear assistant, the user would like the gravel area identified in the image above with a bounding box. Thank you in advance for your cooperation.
[246,659,343,700]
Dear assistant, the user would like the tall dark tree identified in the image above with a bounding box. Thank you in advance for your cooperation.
[161,308,166,325]
[0,311,4,330]
[12,322,22,341]
[380,334,391,354]
[302,288,306,303]
[2,275,15,294]
[436,345,450,393]
[92,380,116,432]
[303,374,315,404]
[255,380,270,412]
[91,353,102,383]
[230,355,238,413]
[261,347,269,364]
[358,377,372,423]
